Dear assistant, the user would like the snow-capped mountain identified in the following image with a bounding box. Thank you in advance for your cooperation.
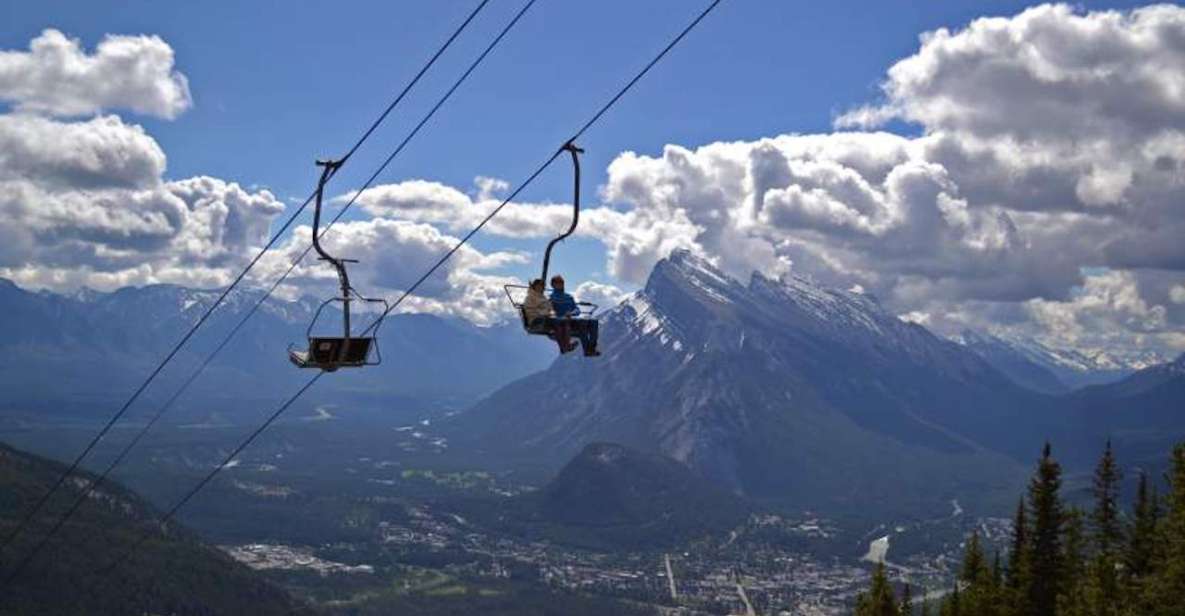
[952,330,1070,394]
[452,250,1053,516]
[953,329,1155,390]
[0,278,553,415]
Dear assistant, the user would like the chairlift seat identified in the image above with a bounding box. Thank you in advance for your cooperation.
[519,307,555,337]
[285,160,388,371]
[289,337,374,370]
[505,284,599,339]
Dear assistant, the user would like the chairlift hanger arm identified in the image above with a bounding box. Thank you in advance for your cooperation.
[311,159,346,271]
[310,158,353,344]
[540,141,583,284]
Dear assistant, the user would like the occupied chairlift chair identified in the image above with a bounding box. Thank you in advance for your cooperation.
[289,159,389,371]
[503,141,599,337]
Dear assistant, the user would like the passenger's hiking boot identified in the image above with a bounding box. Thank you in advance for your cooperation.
[583,347,602,357]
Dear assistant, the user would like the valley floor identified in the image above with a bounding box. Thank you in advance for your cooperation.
[1,404,1004,615]
[219,502,991,614]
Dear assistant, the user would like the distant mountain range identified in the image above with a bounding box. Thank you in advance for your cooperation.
[2,256,1180,521]
[0,278,552,423]
[449,250,1185,517]
[0,442,301,615]
[952,329,1154,392]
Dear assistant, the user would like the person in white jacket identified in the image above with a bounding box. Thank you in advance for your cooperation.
[523,278,574,353]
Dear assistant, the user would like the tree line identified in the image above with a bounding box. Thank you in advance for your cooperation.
[855,440,1185,615]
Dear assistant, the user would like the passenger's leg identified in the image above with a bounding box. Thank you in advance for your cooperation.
[582,319,600,356]
[569,319,598,356]
[552,319,575,353]
[567,319,587,351]
[587,319,600,352]
[532,317,560,352]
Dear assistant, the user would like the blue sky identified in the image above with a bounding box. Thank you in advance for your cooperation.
[4,0,1146,180]
[1,1,1182,360]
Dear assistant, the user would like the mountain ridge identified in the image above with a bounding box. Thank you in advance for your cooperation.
[0,277,553,417]
[450,250,1185,516]
[953,329,1148,390]
[0,441,303,615]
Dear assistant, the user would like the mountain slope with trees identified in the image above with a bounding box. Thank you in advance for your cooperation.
[0,442,303,616]
[854,439,1185,615]
[461,442,751,550]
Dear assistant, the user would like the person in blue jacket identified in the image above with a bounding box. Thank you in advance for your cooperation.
[549,275,600,357]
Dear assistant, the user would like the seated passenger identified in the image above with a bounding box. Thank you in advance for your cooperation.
[549,275,600,357]
[524,278,574,353]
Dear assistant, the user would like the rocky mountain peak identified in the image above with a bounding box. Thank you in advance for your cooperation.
[456,255,1185,515]
[646,249,744,305]
[620,250,945,363]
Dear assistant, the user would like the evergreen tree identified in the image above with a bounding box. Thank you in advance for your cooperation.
[1027,442,1065,616]
[1062,507,1087,589]
[900,582,913,615]
[940,584,960,616]
[855,561,900,616]
[1126,471,1160,582]
[1058,507,1091,616]
[1142,444,1185,615]
[984,550,1004,616]
[1006,496,1031,616]
[960,531,987,584]
[1088,441,1124,614]
[957,530,1001,616]
[1006,497,1029,591]
[1091,440,1124,557]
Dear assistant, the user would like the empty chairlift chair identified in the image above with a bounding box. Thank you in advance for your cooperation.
[287,159,388,371]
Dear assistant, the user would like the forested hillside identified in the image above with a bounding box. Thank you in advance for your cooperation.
[0,443,303,616]
[854,440,1185,615]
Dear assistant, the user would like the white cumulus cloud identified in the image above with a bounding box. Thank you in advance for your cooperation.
[0,32,278,292]
[0,29,192,119]
[259,218,529,326]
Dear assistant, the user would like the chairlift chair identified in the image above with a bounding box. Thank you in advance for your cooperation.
[503,283,598,337]
[288,159,389,371]
[288,291,388,371]
[505,141,601,340]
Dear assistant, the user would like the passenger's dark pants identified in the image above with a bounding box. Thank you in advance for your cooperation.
[567,318,599,354]
[532,317,573,352]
